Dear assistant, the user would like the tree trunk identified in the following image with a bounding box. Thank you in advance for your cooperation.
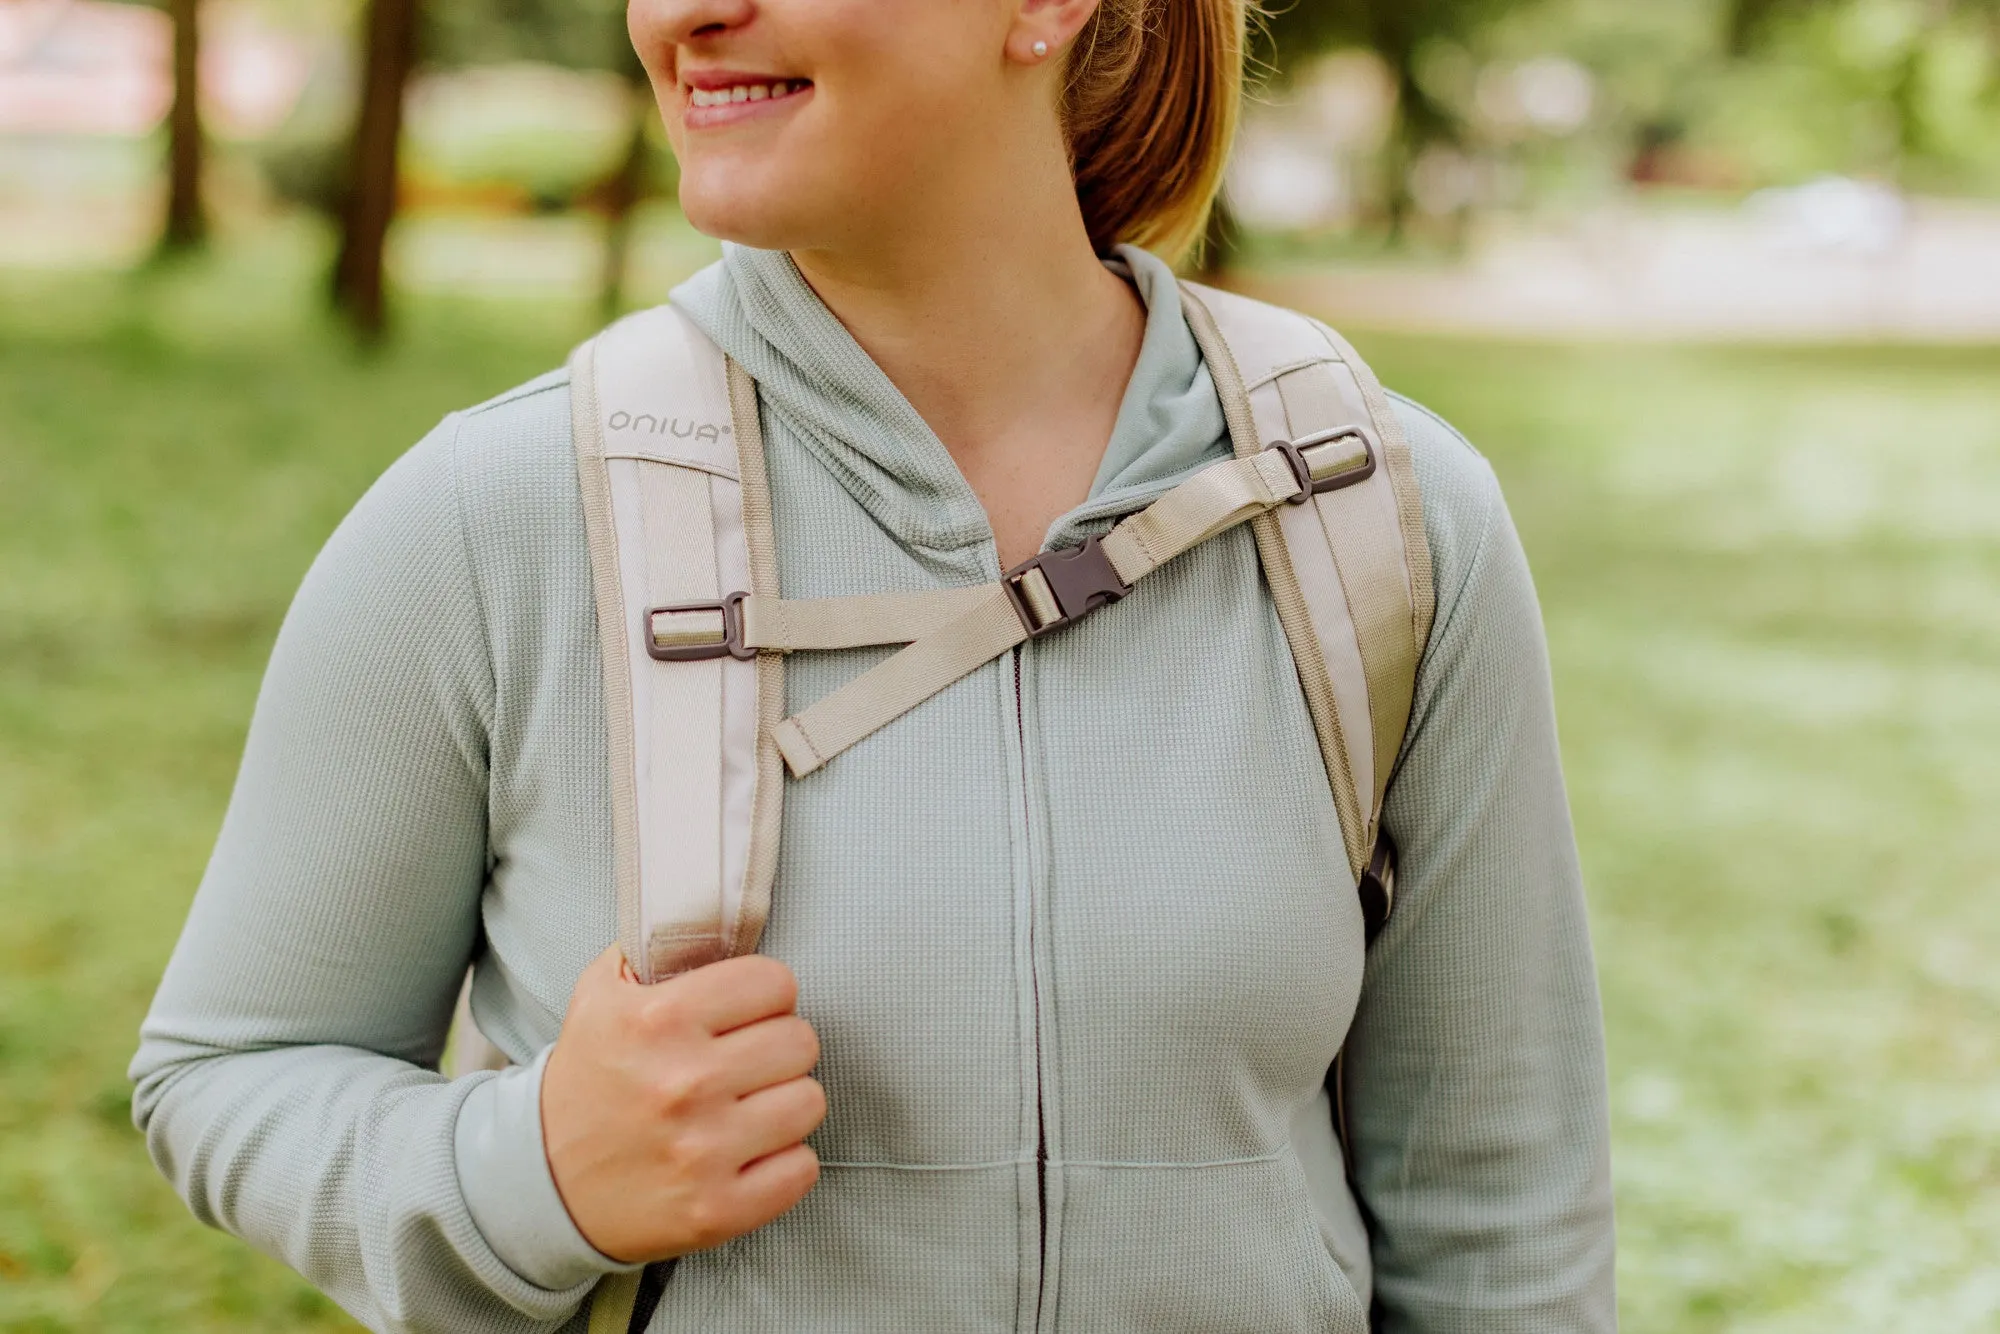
[332,0,419,339]
[598,70,656,320]
[160,0,204,252]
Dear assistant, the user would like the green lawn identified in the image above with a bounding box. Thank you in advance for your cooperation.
[2,234,1996,1333]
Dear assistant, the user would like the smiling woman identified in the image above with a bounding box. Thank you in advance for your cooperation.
[128,0,1615,1331]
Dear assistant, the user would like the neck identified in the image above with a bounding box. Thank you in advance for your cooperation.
[786,123,1144,459]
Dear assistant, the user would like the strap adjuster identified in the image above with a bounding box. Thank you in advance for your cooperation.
[1268,425,1378,505]
[645,591,753,661]
[1002,535,1131,638]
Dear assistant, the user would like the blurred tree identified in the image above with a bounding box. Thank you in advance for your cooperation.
[326,0,652,333]
[421,0,629,72]
[160,0,205,252]
[1724,0,1795,56]
[1724,0,2000,168]
[1260,0,1530,235]
[426,0,663,316]
[597,44,659,318]
[332,0,418,339]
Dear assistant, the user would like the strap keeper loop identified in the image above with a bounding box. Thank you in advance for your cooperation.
[646,590,754,661]
[1268,424,1379,505]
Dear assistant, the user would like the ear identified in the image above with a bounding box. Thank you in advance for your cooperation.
[1004,0,1102,66]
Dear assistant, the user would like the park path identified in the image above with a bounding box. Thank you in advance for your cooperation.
[4,164,1996,341]
[1238,196,2000,342]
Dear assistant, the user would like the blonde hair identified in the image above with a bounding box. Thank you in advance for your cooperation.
[1062,0,1250,266]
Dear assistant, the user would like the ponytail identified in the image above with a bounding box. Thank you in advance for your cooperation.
[1062,0,1249,265]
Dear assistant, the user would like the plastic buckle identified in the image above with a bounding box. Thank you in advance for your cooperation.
[1002,535,1131,638]
[645,590,754,661]
[1268,425,1379,506]
[1359,828,1397,945]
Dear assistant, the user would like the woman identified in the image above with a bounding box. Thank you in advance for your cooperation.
[131,0,1615,1329]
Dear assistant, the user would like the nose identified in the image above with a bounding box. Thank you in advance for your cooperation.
[629,0,757,58]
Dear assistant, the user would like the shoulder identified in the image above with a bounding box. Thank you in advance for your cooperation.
[312,365,582,643]
[406,364,584,553]
[365,365,576,521]
[1379,389,1522,667]
[448,365,576,495]
[1384,390,1503,584]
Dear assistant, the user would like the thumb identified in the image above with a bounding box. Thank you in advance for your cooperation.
[568,943,635,1012]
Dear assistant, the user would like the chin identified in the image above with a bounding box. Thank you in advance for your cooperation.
[677,172,823,253]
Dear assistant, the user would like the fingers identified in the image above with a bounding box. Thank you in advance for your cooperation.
[730,1141,821,1226]
[729,1076,828,1165]
[659,954,800,1035]
[707,1014,820,1096]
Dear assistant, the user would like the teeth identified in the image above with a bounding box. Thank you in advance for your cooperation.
[690,81,799,107]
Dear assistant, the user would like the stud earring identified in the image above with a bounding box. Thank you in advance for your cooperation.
[1032,40,1049,58]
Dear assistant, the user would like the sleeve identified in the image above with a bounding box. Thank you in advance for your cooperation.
[1345,444,1617,1332]
[128,415,631,1333]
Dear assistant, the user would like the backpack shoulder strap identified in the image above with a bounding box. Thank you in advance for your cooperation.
[566,304,786,985]
[1179,281,1437,902]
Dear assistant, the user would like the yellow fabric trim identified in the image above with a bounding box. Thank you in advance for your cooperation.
[587,1271,641,1334]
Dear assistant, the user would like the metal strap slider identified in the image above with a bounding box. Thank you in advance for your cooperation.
[1002,535,1131,638]
[645,591,754,661]
[1267,424,1378,505]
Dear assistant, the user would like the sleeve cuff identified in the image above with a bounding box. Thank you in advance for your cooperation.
[453,1045,643,1292]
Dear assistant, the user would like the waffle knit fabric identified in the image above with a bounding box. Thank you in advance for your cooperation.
[132,244,1615,1333]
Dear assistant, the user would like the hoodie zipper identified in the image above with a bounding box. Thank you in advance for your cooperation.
[1008,468,1222,1330]
[1012,644,1051,1330]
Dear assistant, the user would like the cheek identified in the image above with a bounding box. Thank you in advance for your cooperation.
[668,0,1009,244]
[625,1,676,82]
[675,85,956,245]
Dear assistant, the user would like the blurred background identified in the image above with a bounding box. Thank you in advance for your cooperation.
[1,0,1996,1330]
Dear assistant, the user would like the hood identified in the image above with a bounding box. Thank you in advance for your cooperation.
[670,242,1229,556]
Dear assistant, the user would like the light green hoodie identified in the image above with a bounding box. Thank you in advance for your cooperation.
[132,245,1614,1333]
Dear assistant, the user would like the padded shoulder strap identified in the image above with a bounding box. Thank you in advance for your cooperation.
[567,305,786,985]
[1180,281,1436,881]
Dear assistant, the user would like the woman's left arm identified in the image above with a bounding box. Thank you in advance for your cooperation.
[1344,411,1616,1333]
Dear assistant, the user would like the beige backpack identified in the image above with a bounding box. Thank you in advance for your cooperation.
[454,282,1436,1331]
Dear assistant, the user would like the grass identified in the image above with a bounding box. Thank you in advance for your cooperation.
[2,230,1997,1333]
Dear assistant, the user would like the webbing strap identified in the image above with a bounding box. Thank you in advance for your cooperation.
[724,360,786,963]
[767,448,1310,778]
[740,586,994,652]
[1276,364,1421,822]
[1100,449,1300,582]
[771,586,1025,777]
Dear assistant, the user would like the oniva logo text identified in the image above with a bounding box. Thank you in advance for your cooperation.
[607,411,732,443]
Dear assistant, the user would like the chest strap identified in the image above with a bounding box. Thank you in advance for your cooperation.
[648,428,1376,779]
